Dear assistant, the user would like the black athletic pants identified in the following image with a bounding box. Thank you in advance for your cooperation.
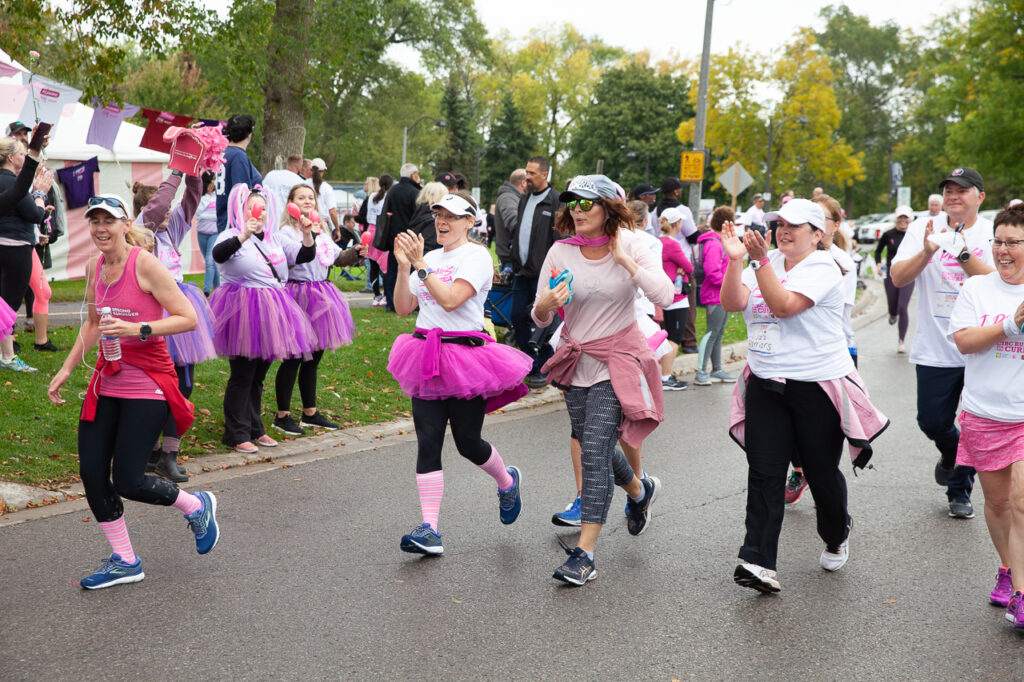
[275,350,325,412]
[412,396,491,474]
[222,356,271,446]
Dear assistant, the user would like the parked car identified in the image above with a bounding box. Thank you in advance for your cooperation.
[979,209,998,223]
[853,213,891,244]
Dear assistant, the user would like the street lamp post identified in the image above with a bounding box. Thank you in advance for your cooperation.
[402,116,446,167]
[765,114,809,201]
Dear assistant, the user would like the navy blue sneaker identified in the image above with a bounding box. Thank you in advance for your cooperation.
[185,491,220,554]
[498,466,523,524]
[80,553,144,590]
[552,496,582,527]
[626,475,661,536]
[400,523,444,555]
[552,541,597,586]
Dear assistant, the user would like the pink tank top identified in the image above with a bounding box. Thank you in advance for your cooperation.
[94,247,167,400]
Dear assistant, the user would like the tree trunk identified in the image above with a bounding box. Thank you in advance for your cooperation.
[260,0,313,174]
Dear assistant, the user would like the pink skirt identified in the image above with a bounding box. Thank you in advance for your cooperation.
[957,410,1024,472]
[285,280,355,351]
[387,333,532,412]
[0,297,14,339]
[165,281,218,365]
[208,283,316,361]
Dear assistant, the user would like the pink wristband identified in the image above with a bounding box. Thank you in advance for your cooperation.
[758,257,770,267]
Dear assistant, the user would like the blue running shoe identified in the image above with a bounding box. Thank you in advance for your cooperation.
[400,523,444,555]
[185,491,220,555]
[80,553,144,590]
[498,466,523,524]
[552,540,597,586]
[626,475,661,536]
[552,496,582,527]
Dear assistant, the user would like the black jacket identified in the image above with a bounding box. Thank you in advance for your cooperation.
[406,204,439,253]
[0,156,38,221]
[375,176,421,251]
[511,185,560,278]
[0,168,46,244]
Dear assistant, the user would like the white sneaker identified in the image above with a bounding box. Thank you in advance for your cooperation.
[734,562,781,593]
[897,341,906,354]
[820,538,850,572]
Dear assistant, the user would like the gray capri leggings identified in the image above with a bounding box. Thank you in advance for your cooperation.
[563,381,636,524]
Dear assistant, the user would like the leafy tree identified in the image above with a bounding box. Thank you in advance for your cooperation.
[479,92,536,201]
[437,72,482,180]
[568,55,692,191]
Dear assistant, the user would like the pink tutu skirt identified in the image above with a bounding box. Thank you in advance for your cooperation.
[208,283,316,361]
[165,281,218,365]
[957,410,1024,472]
[388,333,532,413]
[285,280,355,351]
[0,297,14,338]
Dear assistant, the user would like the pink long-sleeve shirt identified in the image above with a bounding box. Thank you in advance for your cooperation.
[533,228,674,386]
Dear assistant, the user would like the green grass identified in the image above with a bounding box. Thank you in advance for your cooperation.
[0,307,415,487]
[694,306,748,347]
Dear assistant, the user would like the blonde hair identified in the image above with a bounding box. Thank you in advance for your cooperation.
[0,137,25,167]
[659,215,675,235]
[364,176,380,195]
[628,200,648,230]
[416,182,448,207]
[128,224,156,252]
[832,229,849,252]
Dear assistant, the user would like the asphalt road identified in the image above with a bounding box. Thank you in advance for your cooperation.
[2,310,1022,680]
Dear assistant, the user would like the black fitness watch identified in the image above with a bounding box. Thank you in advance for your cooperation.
[139,322,153,341]
[416,267,434,281]
[957,247,971,264]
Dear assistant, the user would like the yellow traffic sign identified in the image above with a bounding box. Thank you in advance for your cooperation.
[679,151,705,182]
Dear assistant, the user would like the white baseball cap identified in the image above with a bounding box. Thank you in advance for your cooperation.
[661,207,683,225]
[894,205,914,219]
[764,198,825,231]
[430,193,476,218]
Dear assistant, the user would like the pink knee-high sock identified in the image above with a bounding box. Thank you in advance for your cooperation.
[171,489,202,516]
[416,470,444,530]
[478,446,514,490]
[97,517,137,564]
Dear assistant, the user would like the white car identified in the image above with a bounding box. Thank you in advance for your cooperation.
[854,213,893,244]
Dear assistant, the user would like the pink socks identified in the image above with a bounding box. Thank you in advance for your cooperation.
[478,447,514,491]
[97,517,137,564]
[416,471,444,530]
[171,489,203,516]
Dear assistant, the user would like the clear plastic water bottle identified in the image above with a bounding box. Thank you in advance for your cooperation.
[674,275,684,295]
[98,306,122,361]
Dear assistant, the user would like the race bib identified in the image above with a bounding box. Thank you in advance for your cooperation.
[931,289,958,319]
[748,323,780,355]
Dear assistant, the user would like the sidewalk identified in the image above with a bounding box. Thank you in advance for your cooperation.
[1,278,887,518]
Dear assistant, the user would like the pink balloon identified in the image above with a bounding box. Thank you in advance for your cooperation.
[250,203,263,219]
[309,210,320,223]
[286,202,302,220]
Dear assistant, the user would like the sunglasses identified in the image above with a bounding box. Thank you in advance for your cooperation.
[87,196,127,214]
[566,198,600,212]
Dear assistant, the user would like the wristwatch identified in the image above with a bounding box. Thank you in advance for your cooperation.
[139,322,153,341]
[957,247,971,264]
[416,267,434,281]
[750,257,770,271]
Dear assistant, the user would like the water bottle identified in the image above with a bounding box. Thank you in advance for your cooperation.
[674,275,684,295]
[98,306,122,361]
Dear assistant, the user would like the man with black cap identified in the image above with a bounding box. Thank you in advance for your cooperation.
[7,121,30,145]
[630,183,659,236]
[435,171,458,193]
[655,177,699,352]
[890,167,995,520]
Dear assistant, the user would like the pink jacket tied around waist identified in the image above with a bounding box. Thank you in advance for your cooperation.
[542,321,663,447]
[729,365,889,469]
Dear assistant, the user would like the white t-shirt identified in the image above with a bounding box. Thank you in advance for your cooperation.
[892,215,995,367]
[742,205,765,227]
[741,249,854,381]
[305,179,337,225]
[409,242,494,332]
[633,229,663,316]
[948,272,1024,422]
[366,196,385,227]
[261,169,306,218]
[830,244,857,347]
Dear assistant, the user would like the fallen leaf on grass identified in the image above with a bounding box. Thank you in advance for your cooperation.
[198,408,211,416]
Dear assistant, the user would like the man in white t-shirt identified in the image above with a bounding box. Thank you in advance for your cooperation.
[890,166,995,519]
[741,193,766,237]
[262,154,306,216]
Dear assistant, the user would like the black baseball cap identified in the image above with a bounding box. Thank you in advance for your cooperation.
[632,183,657,198]
[938,167,984,192]
[6,121,30,136]
[660,177,683,194]
[435,172,458,188]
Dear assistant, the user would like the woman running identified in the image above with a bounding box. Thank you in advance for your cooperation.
[534,175,673,586]
[721,198,888,593]
[272,183,359,435]
[209,184,317,454]
[387,191,531,556]
[875,206,915,353]
[47,193,218,590]
[948,203,1024,628]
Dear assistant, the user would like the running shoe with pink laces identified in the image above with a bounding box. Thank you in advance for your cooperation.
[1006,591,1024,628]
[991,566,1013,607]
[785,469,808,505]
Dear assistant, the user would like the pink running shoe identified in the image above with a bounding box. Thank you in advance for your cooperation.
[1005,591,1024,628]
[991,566,1013,607]
[785,470,808,505]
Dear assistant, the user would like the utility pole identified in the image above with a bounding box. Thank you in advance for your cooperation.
[687,0,715,219]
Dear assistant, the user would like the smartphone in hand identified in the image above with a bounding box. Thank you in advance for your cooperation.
[28,122,52,152]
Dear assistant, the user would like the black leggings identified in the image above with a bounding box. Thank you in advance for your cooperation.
[0,243,32,314]
[275,349,325,412]
[79,397,180,522]
[222,356,272,446]
[412,396,491,474]
[369,259,381,296]
[161,363,194,439]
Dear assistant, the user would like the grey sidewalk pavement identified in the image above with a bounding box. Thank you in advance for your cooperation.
[0,277,887,518]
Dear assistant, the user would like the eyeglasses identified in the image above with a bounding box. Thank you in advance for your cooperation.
[566,198,599,212]
[991,239,1024,250]
[87,196,127,214]
[432,211,470,223]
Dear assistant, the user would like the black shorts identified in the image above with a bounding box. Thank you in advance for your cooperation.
[663,307,687,344]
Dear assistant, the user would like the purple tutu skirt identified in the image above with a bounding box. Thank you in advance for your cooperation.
[285,280,355,351]
[387,333,532,413]
[208,283,316,361]
[165,281,218,365]
[0,297,14,339]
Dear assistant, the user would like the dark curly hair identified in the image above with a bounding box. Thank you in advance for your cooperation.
[554,197,634,237]
[709,206,734,232]
[994,203,1024,230]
